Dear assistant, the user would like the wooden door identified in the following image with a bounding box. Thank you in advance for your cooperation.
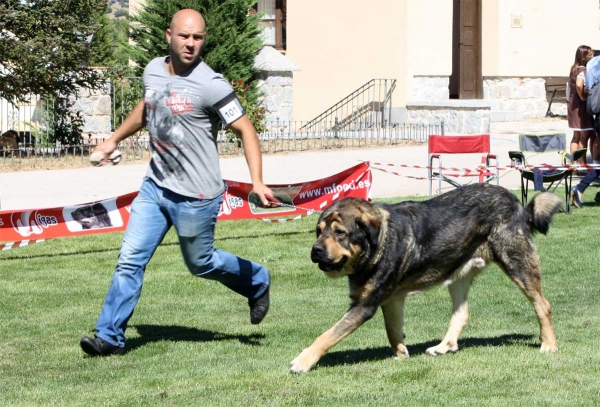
[458,0,482,99]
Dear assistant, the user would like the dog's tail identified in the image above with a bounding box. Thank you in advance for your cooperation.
[525,192,563,235]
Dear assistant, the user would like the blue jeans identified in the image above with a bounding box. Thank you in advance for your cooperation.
[574,169,600,194]
[94,178,270,348]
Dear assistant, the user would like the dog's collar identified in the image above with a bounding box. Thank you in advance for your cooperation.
[366,207,389,269]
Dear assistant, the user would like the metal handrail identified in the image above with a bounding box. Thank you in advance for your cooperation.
[300,79,397,132]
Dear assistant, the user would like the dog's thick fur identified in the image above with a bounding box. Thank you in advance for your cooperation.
[290,183,562,373]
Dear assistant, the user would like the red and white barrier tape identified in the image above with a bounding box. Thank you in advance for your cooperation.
[370,162,509,172]
[521,163,600,171]
[1,239,46,251]
[372,160,600,173]
[371,165,495,179]
[371,166,430,180]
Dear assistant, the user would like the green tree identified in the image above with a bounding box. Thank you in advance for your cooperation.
[0,0,112,146]
[0,0,108,104]
[89,12,115,67]
[128,0,265,128]
[90,11,131,67]
[111,17,133,67]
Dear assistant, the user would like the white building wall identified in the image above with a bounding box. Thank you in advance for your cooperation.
[487,0,600,77]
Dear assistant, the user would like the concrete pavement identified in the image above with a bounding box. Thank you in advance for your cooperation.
[0,118,571,211]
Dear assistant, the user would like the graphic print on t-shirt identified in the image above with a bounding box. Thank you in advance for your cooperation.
[165,93,194,115]
[145,83,191,181]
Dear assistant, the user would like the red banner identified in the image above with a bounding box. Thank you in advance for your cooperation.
[0,162,371,244]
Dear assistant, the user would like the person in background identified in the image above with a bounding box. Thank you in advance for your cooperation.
[80,9,276,356]
[571,49,600,208]
[567,45,595,167]
[586,50,600,168]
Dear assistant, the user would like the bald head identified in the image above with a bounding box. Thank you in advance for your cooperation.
[170,9,206,31]
[166,9,207,74]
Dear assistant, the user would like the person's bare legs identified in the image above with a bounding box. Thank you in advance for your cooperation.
[570,130,582,163]
[589,132,596,157]
[579,130,592,165]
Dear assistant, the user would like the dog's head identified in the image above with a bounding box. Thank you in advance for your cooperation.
[311,197,385,278]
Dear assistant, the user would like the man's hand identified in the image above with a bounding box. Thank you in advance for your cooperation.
[90,140,120,166]
[89,99,145,165]
[253,183,280,208]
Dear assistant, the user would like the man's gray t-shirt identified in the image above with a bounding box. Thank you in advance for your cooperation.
[143,56,246,199]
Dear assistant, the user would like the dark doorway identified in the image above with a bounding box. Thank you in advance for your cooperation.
[449,0,483,99]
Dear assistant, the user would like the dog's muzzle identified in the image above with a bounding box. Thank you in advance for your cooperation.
[311,244,346,272]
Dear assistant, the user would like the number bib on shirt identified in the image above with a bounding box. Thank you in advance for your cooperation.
[215,92,245,125]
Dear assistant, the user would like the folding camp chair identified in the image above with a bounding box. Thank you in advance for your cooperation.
[428,134,500,198]
[508,133,586,214]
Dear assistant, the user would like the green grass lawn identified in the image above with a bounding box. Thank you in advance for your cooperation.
[1,190,600,406]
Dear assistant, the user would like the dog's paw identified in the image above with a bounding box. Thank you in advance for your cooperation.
[290,348,320,373]
[539,343,558,352]
[426,342,458,356]
[393,344,410,359]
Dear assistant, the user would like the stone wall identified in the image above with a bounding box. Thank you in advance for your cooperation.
[405,100,494,134]
[410,76,450,101]
[253,46,300,125]
[483,77,556,118]
[409,75,566,120]
[71,80,112,140]
[256,71,294,123]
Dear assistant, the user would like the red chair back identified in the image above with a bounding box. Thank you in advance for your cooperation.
[428,134,491,154]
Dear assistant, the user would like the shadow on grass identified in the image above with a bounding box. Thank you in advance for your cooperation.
[316,333,536,369]
[123,324,265,353]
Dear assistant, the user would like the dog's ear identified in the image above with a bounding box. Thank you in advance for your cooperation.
[356,209,381,249]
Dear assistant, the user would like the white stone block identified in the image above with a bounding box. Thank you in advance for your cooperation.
[265,74,293,86]
[281,87,293,104]
[78,98,95,115]
[94,95,112,115]
[266,95,281,112]
[104,116,112,132]
[82,116,101,133]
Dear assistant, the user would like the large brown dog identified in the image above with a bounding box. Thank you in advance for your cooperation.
[290,183,562,373]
